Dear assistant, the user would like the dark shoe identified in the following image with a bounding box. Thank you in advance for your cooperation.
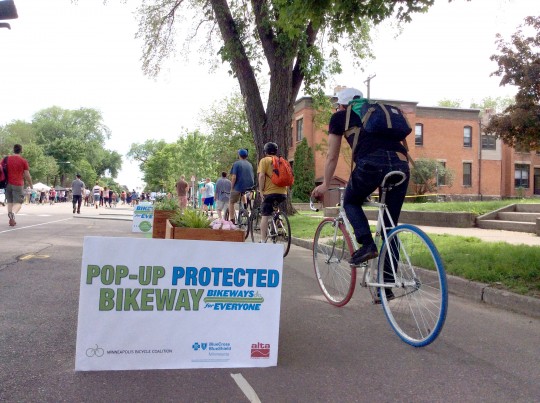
[73,207,76,213]
[374,288,395,304]
[8,212,16,227]
[349,243,378,266]
[385,289,395,301]
[77,210,81,214]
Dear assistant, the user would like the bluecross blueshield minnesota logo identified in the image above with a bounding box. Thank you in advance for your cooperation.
[192,342,208,351]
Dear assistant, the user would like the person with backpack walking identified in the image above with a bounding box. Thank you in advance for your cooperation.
[257,142,290,243]
[311,87,410,266]
[229,149,254,223]
[3,144,33,227]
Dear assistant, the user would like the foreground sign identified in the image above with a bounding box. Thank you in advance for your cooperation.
[75,237,283,371]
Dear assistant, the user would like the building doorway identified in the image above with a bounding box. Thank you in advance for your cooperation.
[534,168,540,195]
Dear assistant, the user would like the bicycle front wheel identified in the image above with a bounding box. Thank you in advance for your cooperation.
[272,212,291,257]
[313,218,356,307]
[237,209,250,239]
[250,209,262,243]
[378,224,448,347]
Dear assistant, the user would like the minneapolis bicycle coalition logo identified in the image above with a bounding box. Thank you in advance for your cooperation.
[86,344,104,358]
[203,289,265,311]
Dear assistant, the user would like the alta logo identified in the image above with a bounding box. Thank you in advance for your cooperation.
[250,342,270,359]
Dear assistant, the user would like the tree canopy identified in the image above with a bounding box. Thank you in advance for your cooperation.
[0,106,122,188]
[136,0,439,163]
[130,93,255,192]
[485,16,540,149]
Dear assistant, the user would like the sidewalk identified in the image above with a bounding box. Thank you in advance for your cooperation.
[292,222,540,319]
[408,223,540,246]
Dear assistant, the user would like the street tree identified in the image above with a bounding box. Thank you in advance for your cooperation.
[292,138,315,202]
[200,93,256,175]
[485,16,540,149]
[143,131,217,192]
[31,106,121,185]
[136,0,437,163]
[127,139,168,172]
[437,98,463,108]
[470,96,514,114]
[411,159,454,196]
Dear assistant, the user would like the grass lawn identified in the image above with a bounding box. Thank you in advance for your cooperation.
[289,200,540,298]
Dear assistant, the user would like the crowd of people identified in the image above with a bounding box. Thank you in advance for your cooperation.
[173,142,290,243]
[6,86,411,261]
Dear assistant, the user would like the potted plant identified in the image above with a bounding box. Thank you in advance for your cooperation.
[152,196,178,239]
[165,208,245,242]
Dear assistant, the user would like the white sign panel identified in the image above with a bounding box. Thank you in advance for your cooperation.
[132,203,154,233]
[75,237,283,371]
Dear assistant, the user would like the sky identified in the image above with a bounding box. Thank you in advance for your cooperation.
[0,0,538,190]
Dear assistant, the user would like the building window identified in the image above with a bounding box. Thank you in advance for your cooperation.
[463,126,472,147]
[296,118,303,142]
[514,164,529,188]
[463,162,472,187]
[415,123,423,146]
[481,135,496,150]
[437,161,446,186]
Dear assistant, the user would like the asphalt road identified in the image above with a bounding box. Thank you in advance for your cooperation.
[1,203,539,402]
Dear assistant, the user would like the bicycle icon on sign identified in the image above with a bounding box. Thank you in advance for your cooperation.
[86,344,104,357]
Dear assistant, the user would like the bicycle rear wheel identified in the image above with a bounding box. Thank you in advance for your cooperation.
[313,218,356,307]
[272,212,291,257]
[237,209,250,239]
[378,224,448,347]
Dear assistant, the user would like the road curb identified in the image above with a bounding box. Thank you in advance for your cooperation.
[291,237,539,319]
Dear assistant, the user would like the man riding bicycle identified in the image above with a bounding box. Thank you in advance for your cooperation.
[311,87,410,266]
[229,149,254,223]
[257,142,288,243]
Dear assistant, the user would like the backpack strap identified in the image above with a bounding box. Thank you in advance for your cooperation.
[343,104,361,172]
[265,155,277,179]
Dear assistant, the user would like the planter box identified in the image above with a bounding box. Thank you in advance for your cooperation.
[165,219,245,242]
[152,210,176,239]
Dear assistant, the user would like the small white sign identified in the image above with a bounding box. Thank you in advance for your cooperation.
[132,202,154,233]
[75,237,283,371]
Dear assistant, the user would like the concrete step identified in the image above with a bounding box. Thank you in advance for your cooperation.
[515,204,540,213]
[498,212,540,223]
[476,219,536,233]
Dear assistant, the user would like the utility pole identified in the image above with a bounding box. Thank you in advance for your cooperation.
[364,74,376,100]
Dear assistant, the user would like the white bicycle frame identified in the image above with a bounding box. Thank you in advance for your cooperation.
[315,171,415,295]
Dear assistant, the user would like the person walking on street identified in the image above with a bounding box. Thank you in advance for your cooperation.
[229,149,254,223]
[257,142,288,242]
[311,87,410,267]
[4,144,33,226]
[215,171,231,219]
[92,182,101,209]
[71,174,85,214]
[202,178,215,216]
[176,175,189,210]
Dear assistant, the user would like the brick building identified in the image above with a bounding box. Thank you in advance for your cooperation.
[289,95,540,204]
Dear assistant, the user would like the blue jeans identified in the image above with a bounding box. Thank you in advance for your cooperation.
[343,150,410,245]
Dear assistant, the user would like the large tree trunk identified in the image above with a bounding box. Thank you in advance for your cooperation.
[210,0,305,214]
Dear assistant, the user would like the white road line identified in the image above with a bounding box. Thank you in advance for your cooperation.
[0,218,72,234]
[230,373,262,403]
